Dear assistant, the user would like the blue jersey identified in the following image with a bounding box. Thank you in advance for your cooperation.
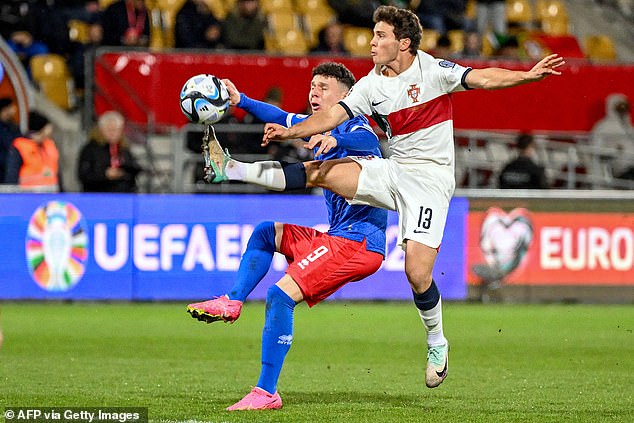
[239,94,388,256]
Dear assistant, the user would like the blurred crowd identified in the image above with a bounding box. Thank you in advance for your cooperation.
[0,0,631,192]
[0,0,577,92]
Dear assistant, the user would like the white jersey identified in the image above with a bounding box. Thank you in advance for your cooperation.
[341,50,471,168]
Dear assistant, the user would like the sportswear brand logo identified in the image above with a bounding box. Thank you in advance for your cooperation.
[371,99,387,107]
[407,84,420,103]
[278,334,293,345]
[413,228,429,234]
[436,360,448,378]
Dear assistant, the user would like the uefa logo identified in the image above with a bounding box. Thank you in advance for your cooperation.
[25,201,89,292]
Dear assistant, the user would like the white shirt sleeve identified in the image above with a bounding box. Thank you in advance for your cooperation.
[434,59,472,93]
[340,74,373,119]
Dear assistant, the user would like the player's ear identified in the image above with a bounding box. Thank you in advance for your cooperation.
[400,37,411,52]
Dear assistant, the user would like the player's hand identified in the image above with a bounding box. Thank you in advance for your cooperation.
[222,79,241,106]
[305,134,337,157]
[262,123,291,146]
[527,54,565,81]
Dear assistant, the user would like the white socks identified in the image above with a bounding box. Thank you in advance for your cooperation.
[417,298,446,347]
[225,160,286,191]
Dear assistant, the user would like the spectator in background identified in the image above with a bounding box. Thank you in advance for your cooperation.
[175,0,222,49]
[311,21,350,56]
[4,111,61,192]
[494,35,521,59]
[498,134,549,189]
[413,0,466,35]
[475,0,507,37]
[590,93,634,185]
[431,34,453,58]
[0,97,23,183]
[77,111,142,192]
[99,0,150,47]
[462,31,482,57]
[222,0,266,51]
[6,25,49,78]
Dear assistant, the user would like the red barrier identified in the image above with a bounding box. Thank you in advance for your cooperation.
[94,51,634,132]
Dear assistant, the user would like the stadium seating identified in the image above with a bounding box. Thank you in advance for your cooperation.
[260,0,294,14]
[68,20,93,44]
[536,0,568,20]
[343,26,373,57]
[154,0,186,48]
[506,0,534,25]
[447,29,465,54]
[540,16,570,35]
[98,0,119,9]
[204,0,229,19]
[302,10,337,48]
[584,34,618,61]
[420,29,440,52]
[294,0,331,15]
[267,10,302,33]
[30,54,76,110]
[266,28,309,55]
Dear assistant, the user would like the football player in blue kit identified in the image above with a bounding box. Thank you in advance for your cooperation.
[187,62,388,410]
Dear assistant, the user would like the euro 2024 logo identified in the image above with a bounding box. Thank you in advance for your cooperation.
[25,201,88,292]
[472,207,533,291]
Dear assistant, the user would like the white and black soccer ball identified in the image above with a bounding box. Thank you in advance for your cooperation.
[179,74,230,125]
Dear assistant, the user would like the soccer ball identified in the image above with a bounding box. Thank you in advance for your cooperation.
[179,74,230,125]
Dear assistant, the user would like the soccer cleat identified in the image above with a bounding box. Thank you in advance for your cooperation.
[425,341,448,388]
[186,295,243,324]
[201,125,230,183]
[226,387,283,411]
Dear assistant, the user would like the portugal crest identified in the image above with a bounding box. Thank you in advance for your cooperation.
[407,84,420,103]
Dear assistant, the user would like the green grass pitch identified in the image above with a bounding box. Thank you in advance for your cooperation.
[1,302,633,422]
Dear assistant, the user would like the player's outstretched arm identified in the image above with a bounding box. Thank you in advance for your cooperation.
[465,54,565,90]
[263,103,348,145]
[223,78,290,126]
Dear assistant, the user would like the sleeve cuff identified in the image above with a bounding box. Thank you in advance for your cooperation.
[338,100,354,120]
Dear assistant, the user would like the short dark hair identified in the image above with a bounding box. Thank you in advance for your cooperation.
[516,134,534,150]
[312,62,356,90]
[29,111,49,132]
[373,5,422,55]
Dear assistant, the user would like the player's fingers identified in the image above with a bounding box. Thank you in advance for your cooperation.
[315,144,326,157]
[304,138,318,149]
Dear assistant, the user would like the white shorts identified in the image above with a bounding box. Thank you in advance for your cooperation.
[348,156,455,249]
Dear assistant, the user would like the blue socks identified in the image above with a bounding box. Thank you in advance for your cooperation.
[412,280,440,310]
[281,162,307,190]
[257,285,296,394]
[228,221,276,302]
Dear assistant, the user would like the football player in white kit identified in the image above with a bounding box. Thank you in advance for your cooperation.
[262,5,565,388]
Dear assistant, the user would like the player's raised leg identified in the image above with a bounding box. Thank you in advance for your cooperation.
[405,241,449,388]
[187,221,281,323]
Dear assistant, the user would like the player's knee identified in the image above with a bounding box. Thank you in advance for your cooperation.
[306,161,332,187]
[405,265,433,293]
[303,161,322,187]
[266,284,296,309]
[247,221,276,253]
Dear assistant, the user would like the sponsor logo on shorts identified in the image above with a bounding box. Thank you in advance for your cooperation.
[297,245,329,270]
